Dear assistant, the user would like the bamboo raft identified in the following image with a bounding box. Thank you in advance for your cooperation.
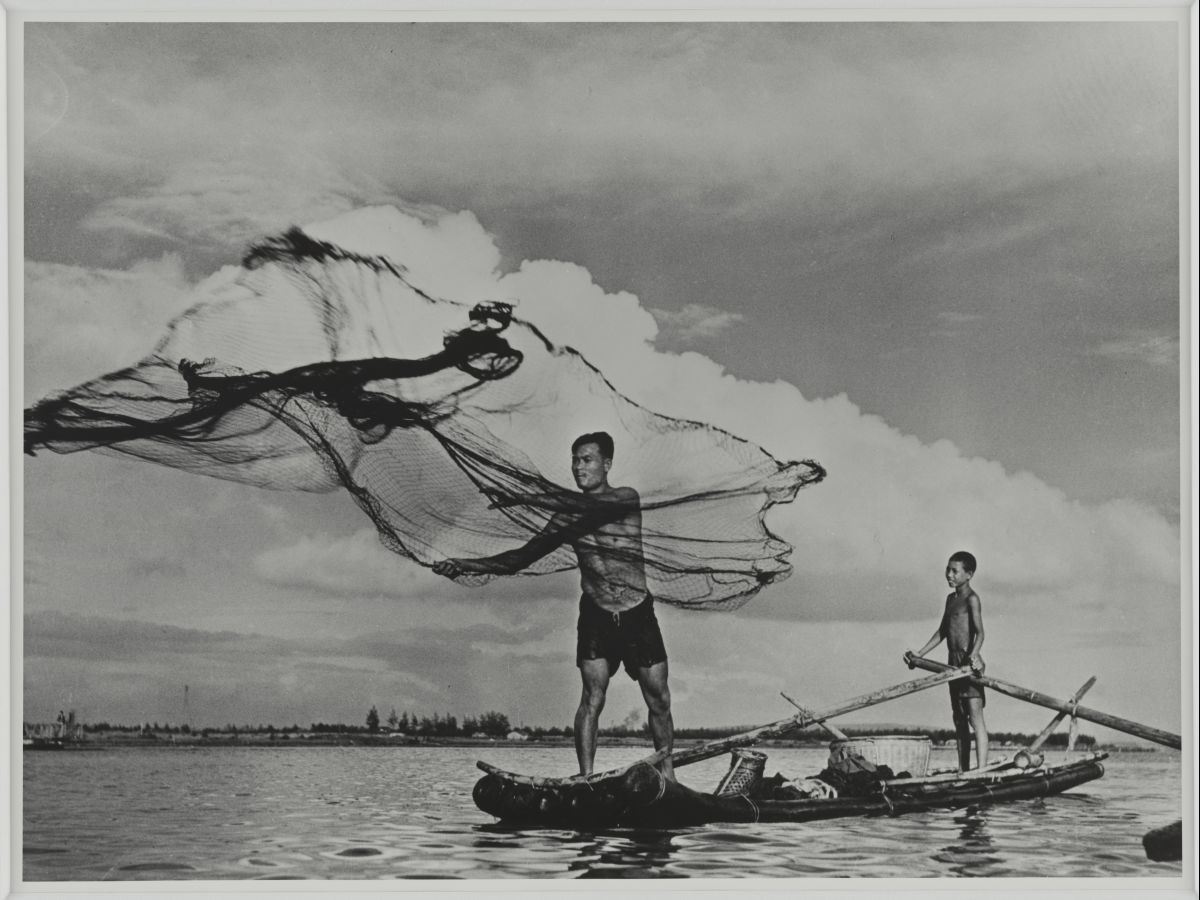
[473,663,1180,829]
[474,752,1108,827]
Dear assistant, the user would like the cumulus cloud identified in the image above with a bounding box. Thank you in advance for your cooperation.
[178,205,1178,641]
[496,258,659,377]
[23,254,196,403]
[651,303,746,342]
[305,204,502,305]
[26,205,1181,635]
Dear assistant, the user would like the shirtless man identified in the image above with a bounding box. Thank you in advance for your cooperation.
[433,432,674,779]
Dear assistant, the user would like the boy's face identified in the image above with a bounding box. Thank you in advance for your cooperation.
[571,442,611,492]
[945,560,972,589]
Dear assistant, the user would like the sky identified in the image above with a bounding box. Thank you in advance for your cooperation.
[17,19,1187,748]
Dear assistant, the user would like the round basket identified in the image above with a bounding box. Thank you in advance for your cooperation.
[828,735,931,777]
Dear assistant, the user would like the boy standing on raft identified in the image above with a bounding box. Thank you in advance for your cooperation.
[905,550,989,771]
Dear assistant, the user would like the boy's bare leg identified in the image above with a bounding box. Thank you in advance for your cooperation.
[953,708,972,771]
[967,698,988,769]
[637,661,675,782]
[575,659,610,776]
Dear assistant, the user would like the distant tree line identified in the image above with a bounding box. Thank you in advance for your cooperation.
[77,715,1093,748]
[83,722,307,737]
[366,706,524,737]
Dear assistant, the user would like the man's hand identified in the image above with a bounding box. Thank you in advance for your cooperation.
[433,559,465,578]
[969,654,985,674]
[903,650,917,669]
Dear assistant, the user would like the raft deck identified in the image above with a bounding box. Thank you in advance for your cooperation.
[473,752,1107,827]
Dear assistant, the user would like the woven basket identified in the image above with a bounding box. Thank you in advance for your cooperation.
[714,748,767,796]
[828,736,931,777]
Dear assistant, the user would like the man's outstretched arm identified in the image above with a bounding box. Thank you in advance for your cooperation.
[485,485,640,515]
[433,531,560,578]
[433,487,640,578]
[433,512,580,578]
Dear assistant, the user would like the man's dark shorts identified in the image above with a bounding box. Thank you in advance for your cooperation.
[948,649,985,715]
[576,594,667,680]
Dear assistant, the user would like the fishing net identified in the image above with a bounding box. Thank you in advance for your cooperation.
[24,227,825,610]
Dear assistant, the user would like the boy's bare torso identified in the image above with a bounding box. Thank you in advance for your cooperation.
[941,590,980,656]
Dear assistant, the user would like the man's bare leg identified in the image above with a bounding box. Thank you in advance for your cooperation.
[637,660,675,782]
[967,698,988,769]
[575,659,610,776]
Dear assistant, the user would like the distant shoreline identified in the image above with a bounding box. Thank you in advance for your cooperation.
[30,733,1159,752]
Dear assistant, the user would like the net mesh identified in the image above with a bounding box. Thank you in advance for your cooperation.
[25,227,825,610]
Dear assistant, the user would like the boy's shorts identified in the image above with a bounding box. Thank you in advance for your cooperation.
[576,594,667,681]
[949,650,985,712]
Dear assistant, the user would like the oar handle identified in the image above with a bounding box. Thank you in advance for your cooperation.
[906,656,1180,750]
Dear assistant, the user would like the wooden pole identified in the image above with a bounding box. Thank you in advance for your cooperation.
[478,667,973,786]
[780,691,850,740]
[659,666,974,770]
[1028,676,1096,753]
[906,657,1180,750]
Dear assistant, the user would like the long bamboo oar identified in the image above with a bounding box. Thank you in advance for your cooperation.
[779,691,850,740]
[906,657,1180,750]
[656,665,974,770]
[477,666,973,785]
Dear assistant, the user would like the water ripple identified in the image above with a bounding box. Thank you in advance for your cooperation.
[23,745,1183,881]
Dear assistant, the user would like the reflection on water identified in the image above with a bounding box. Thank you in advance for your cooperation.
[23,746,1183,881]
[931,807,1002,877]
[568,831,683,879]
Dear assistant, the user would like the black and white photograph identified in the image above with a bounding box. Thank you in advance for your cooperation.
[8,5,1195,892]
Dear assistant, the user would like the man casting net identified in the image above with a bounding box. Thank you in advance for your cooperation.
[25,227,825,611]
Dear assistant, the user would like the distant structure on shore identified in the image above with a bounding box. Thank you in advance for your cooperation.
[24,710,84,749]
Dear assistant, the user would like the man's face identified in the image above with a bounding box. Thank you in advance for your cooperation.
[572,442,611,492]
[945,560,971,589]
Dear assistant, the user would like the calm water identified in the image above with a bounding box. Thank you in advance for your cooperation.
[23,745,1184,880]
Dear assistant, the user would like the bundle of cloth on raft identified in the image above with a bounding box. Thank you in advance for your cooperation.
[754,754,911,801]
